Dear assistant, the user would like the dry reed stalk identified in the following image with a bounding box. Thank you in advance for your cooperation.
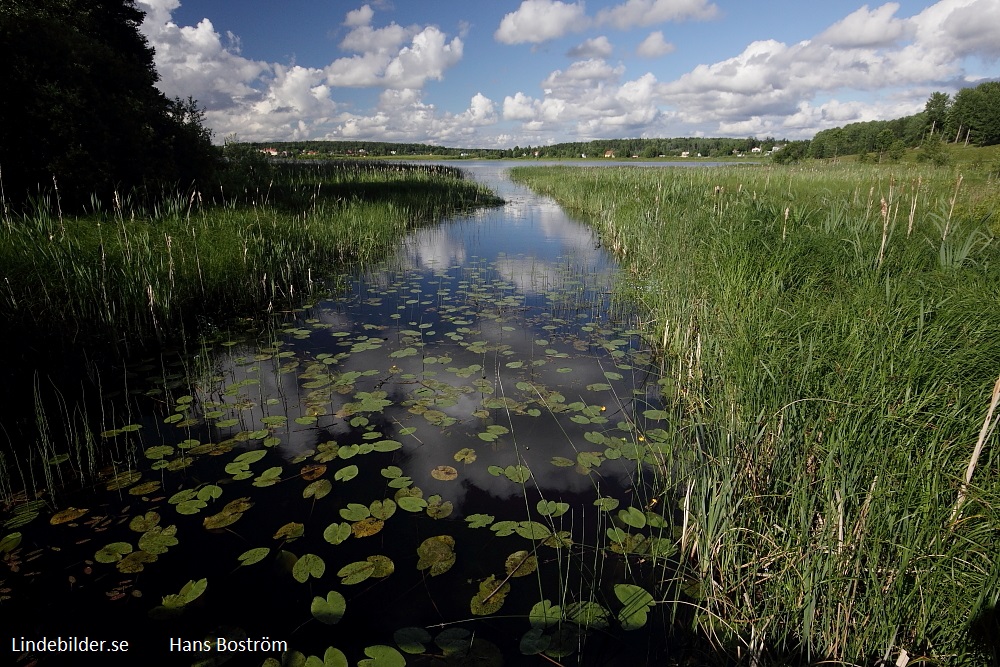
[907,177,921,237]
[951,373,1000,523]
[877,197,890,268]
[942,173,964,241]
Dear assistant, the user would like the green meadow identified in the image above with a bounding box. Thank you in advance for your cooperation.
[512,162,1000,664]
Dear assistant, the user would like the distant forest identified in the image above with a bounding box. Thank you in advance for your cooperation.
[249,136,784,160]
[249,80,999,164]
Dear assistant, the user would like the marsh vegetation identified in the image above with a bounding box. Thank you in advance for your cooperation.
[512,162,1000,664]
[2,159,998,666]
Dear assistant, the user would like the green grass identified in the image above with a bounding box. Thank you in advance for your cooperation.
[511,162,1000,664]
[0,161,501,342]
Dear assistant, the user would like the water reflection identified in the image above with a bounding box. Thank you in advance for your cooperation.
[4,161,677,666]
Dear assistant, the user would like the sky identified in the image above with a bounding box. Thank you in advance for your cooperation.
[136,0,1000,147]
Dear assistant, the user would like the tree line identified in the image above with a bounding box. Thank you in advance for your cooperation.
[805,81,1000,162]
[253,136,785,160]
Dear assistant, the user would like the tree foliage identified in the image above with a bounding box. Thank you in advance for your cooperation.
[0,0,218,212]
[809,82,1000,161]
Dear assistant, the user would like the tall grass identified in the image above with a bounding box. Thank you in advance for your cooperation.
[512,163,1000,664]
[0,161,501,343]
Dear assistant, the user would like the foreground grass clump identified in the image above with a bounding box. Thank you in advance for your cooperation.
[0,161,500,340]
[512,163,1000,664]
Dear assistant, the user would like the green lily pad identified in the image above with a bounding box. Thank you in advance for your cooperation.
[465,514,494,528]
[358,645,405,667]
[293,553,326,583]
[238,547,271,567]
[138,525,178,555]
[304,479,333,500]
[619,506,647,529]
[337,560,376,586]
[0,532,22,554]
[503,465,531,483]
[529,600,562,628]
[397,496,427,512]
[536,500,570,517]
[370,499,397,520]
[311,591,346,625]
[323,522,352,545]
[515,521,552,540]
[615,583,655,630]
[334,465,359,482]
[393,627,431,654]
[339,503,370,522]
[95,541,133,564]
[426,495,453,519]
[179,578,208,604]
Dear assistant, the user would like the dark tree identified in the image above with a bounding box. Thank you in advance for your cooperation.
[0,0,218,212]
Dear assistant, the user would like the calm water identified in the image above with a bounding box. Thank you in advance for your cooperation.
[2,163,700,666]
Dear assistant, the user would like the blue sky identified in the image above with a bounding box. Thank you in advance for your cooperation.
[137,0,1000,147]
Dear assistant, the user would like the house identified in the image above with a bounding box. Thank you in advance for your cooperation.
[750,146,762,153]
[604,150,615,158]
[680,151,690,158]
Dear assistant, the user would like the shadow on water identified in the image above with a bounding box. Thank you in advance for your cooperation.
[1,162,756,665]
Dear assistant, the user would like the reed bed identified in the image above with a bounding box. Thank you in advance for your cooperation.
[0,161,501,342]
[512,163,1000,664]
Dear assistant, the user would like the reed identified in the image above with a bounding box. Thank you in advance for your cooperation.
[0,161,501,344]
[511,162,1000,664]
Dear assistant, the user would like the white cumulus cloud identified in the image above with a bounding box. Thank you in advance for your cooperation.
[494,0,589,45]
[596,0,720,29]
[636,31,675,57]
[568,36,614,58]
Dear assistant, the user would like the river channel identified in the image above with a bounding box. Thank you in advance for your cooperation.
[2,162,711,666]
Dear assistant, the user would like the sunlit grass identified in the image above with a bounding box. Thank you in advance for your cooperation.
[512,161,1000,664]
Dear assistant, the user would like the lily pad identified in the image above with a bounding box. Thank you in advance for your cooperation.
[394,627,431,654]
[138,525,178,554]
[471,575,510,615]
[614,583,655,630]
[351,517,384,538]
[416,535,456,576]
[323,522,352,545]
[95,541,133,564]
[304,479,333,500]
[311,591,346,625]
[334,465,359,482]
[453,448,477,464]
[505,550,538,577]
[465,514,494,528]
[238,547,271,567]
[339,503,370,522]
[426,495,453,519]
[293,553,326,583]
[430,465,458,481]
[0,532,22,554]
[358,645,405,667]
[50,507,88,525]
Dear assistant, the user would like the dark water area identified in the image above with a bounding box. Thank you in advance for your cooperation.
[0,163,720,666]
